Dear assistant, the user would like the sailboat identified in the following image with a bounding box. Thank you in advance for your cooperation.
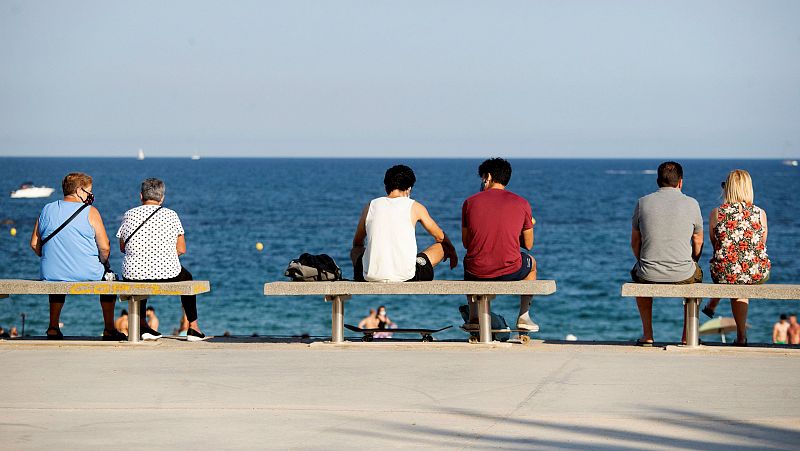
[137,148,145,160]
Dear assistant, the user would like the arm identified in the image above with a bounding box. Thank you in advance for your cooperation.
[520,220,534,250]
[773,323,779,343]
[176,234,186,256]
[708,208,719,251]
[761,210,768,244]
[350,205,369,265]
[631,228,642,260]
[30,219,42,257]
[414,202,458,269]
[88,207,110,262]
[461,227,470,249]
[119,237,125,254]
[691,232,704,262]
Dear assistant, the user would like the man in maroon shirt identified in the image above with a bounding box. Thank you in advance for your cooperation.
[462,158,538,331]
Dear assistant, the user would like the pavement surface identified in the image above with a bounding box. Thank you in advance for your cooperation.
[1,338,799,450]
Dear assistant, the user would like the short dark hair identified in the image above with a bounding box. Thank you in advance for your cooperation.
[657,161,683,188]
[384,165,416,194]
[478,158,512,186]
[146,306,155,313]
[121,309,128,316]
[780,313,788,320]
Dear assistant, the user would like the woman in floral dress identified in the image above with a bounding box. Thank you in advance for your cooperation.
[701,169,771,345]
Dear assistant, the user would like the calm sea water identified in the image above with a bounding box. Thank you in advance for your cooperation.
[0,158,798,343]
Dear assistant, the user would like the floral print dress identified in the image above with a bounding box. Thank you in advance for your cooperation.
[710,203,771,284]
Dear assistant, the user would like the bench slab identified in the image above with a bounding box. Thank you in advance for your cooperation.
[264,280,556,296]
[621,283,800,300]
[0,280,210,296]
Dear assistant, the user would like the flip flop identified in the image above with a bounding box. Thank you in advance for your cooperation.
[635,338,654,347]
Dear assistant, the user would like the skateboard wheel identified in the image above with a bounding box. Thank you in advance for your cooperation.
[362,336,373,342]
[422,335,433,342]
[520,335,531,344]
[468,336,478,344]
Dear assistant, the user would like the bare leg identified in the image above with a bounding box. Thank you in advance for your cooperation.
[517,261,538,330]
[703,298,720,317]
[730,298,749,343]
[100,295,116,332]
[467,295,477,324]
[636,297,654,342]
[48,301,64,330]
[421,243,444,267]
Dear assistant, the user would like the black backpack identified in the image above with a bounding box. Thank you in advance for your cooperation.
[285,253,343,281]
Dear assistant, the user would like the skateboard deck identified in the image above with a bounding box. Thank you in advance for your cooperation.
[345,324,452,342]
[460,326,534,344]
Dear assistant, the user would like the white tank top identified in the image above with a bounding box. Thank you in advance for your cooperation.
[363,196,417,282]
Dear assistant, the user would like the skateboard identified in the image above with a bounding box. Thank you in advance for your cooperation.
[460,326,534,344]
[344,324,452,342]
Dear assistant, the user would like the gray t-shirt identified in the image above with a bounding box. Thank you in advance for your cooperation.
[632,187,703,282]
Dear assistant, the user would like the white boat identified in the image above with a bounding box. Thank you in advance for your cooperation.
[10,182,55,199]
[137,148,145,160]
[782,159,798,167]
[191,154,201,160]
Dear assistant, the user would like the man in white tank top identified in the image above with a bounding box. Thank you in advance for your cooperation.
[351,165,458,282]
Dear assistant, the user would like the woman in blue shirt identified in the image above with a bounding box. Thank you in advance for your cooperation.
[30,172,125,340]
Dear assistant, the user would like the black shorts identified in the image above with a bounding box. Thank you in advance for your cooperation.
[464,252,533,281]
[354,253,434,282]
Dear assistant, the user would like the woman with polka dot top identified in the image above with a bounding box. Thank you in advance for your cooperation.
[116,178,206,341]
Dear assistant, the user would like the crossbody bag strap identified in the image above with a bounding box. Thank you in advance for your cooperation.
[123,206,163,250]
[41,203,90,245]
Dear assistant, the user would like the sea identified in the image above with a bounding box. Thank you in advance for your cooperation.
[0,158,798,343]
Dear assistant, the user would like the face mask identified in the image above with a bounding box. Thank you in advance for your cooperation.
[80,188,95,205]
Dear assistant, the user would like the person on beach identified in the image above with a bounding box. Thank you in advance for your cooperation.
[115,309,129,335]
[373,305,396,338]
[630,162,704,346]
[461,158,538,332]
[358,309,379,329]
[351,165,458,282]
[773,314,790,344]
[146,306,160,332]
[117,178,207,341]
[700,170,771,345]
[788,314,799,345]
[29,172,125,340]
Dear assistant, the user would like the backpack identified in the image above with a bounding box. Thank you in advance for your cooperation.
[458,304,511,342]
[285,253,343,281]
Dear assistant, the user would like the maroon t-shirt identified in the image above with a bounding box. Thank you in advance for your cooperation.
[462,189,533,278]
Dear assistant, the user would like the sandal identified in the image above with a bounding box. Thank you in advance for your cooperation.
[46,326,63,340]
[635,338,654,347]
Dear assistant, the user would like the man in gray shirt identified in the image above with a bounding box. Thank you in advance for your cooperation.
[631,161,704,346]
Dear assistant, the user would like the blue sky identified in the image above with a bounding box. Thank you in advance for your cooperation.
[1,0,798,158]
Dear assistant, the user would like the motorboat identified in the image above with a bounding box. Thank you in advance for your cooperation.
[10,182,55,199]
[191,153,201,160]
[782,159,798,167]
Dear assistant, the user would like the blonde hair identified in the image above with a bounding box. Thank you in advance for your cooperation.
[61,172,92,196]
[723,169,754,204]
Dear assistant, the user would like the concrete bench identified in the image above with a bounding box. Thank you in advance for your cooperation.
[621,283,800,348]
[263,280,557,344]
[0,279,211,343]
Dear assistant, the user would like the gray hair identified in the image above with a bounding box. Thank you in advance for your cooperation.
[140,178,165,202]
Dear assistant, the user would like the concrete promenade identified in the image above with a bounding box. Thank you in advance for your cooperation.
[1,339,799,450]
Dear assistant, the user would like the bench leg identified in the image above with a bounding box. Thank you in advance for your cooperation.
[477,295,492,344]
[684,298,700,348]
[325,295,350,343]
[128,298,141,343]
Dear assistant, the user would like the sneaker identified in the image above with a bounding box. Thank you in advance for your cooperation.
[462,322,479,331]
[186,328,209,342]
[102,329,128,341]
[516,313,540,332]
[141,327,162,341]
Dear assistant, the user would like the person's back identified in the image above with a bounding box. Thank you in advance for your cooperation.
[463,189,532,279]
[633,188,702,283]
[38,200,104,281]
[118,204,183,280]
[363,196,417,282]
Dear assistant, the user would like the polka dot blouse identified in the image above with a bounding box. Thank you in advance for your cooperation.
[116,205,185,280]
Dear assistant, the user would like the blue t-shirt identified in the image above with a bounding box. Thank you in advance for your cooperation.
[38,200,104,282]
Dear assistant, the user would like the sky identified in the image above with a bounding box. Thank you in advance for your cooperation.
[1,0,799,159]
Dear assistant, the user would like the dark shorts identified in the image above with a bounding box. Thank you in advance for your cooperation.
[465,252,534,281]
[354,253,434,282]
[630,262,703,285]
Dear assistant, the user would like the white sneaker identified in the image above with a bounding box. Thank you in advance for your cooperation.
[141,327,162,341]
[516,313,540,332]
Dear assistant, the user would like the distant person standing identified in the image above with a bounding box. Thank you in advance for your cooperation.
[29,172,124,340]
[146,306,160,332]
[700,170,771,346]
[773,314,790,344]
[117,178,207,341]
[461,158,538,332]
[630,162,704,346]
[788,314,799,345]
